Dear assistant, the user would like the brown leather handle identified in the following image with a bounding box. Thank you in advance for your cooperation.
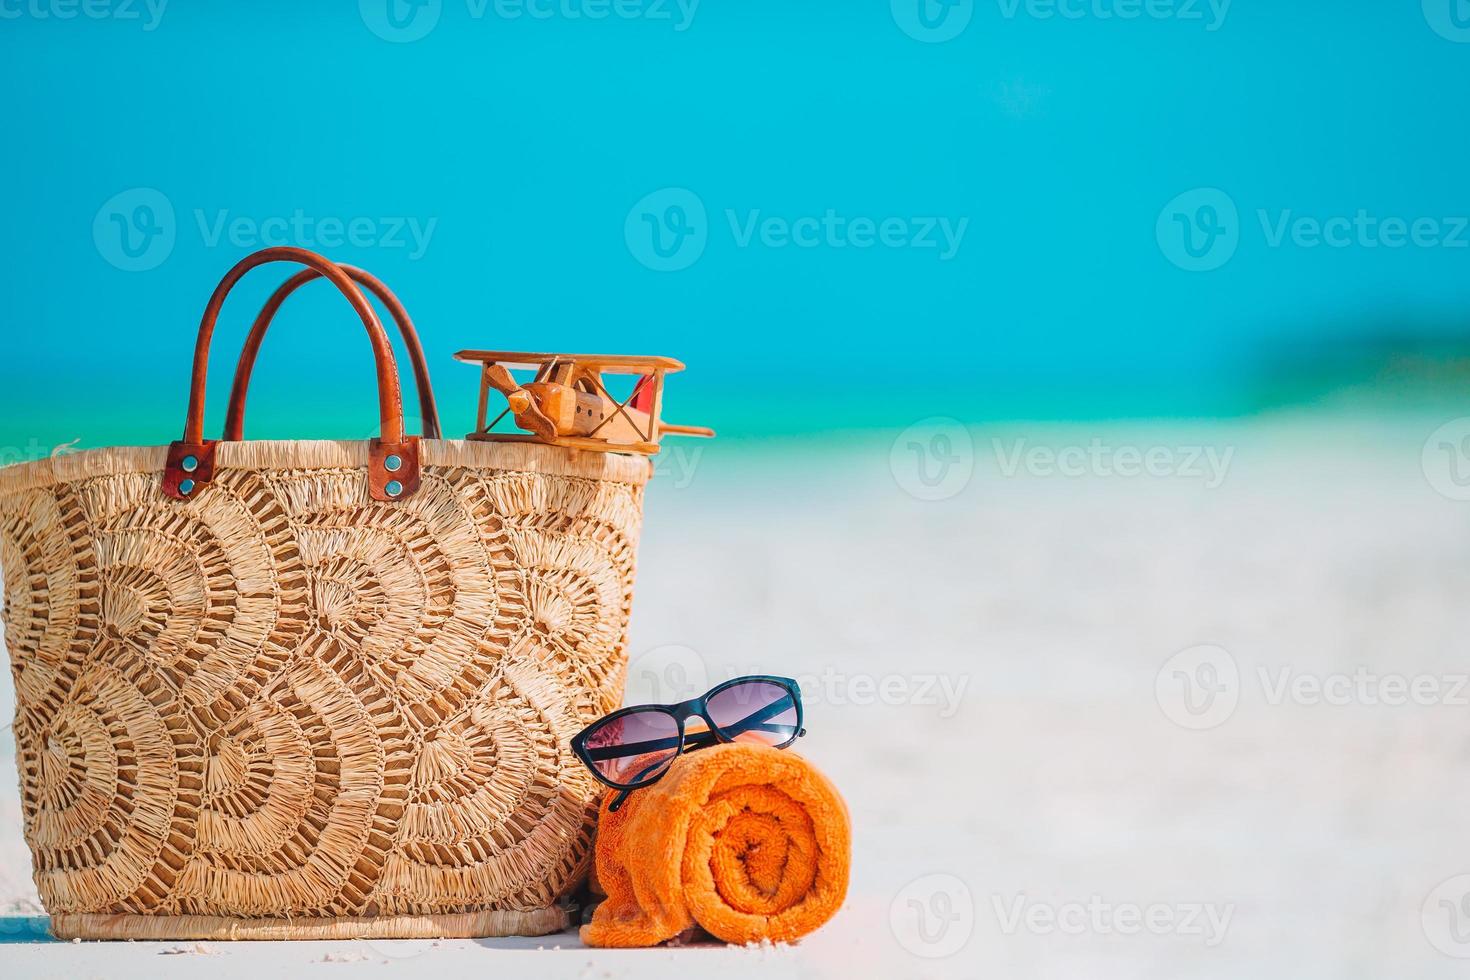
[222,265,442,441]
[164,246,420,503]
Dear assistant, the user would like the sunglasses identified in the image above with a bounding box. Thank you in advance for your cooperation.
[572,675,806,811]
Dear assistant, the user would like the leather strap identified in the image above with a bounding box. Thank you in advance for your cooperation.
[164,246,419,503]
[223,265,442,441]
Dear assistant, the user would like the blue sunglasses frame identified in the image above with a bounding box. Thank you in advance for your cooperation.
[571,675,806,812]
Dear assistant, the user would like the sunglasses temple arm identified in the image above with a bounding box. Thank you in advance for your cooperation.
[608,754,674,813]
[668,717,799,757]
[590,715,794,765]
[584,733,683,762]
[721,693,803,739]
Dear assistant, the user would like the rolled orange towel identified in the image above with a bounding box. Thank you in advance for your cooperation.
[580,743,851,947]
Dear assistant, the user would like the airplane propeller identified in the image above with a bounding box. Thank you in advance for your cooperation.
[483,364,558,440]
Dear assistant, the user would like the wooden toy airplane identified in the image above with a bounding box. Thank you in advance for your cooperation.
[455,350,715,455]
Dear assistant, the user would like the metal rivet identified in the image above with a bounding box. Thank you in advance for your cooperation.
[179,479,195,496]
[385,480,404,498]
[384,454,402,473]
[181,455,199,473]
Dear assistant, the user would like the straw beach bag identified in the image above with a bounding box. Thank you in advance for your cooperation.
[0,247,649,941]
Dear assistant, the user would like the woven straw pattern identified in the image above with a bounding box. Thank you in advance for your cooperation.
[0,440,647,935]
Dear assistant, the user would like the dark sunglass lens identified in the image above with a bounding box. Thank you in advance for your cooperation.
[706,680,800,747]
[583,708,681,785]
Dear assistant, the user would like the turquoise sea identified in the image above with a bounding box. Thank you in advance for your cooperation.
[2,3,1470,455]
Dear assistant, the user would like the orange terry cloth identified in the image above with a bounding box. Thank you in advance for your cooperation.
[580,743,851,947]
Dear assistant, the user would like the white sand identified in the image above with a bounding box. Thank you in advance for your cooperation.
[4,412,1469,978]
